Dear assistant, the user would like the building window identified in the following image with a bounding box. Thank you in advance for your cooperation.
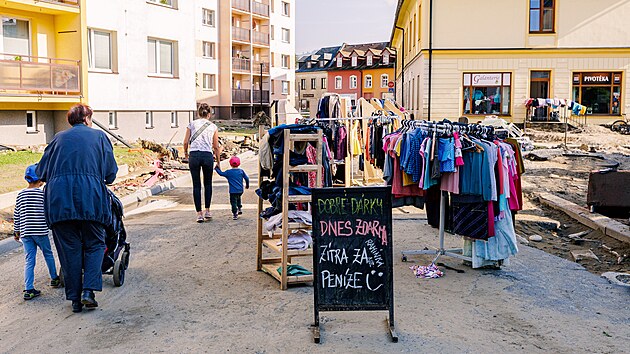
[88,29,113,71]
[300,99,310,112]
[203,74,215,90]
[281,1,290,16]
[270,25,274,40]
[108,111,117,129]
[383,52,390,65]
[529,0,554,33]
[271,79,275,94]
[281,80,289,95]
[202,8,215,26]
[349,75,357,89]
[321,77,327,90]
[351,55,357,67]
[147,0,177,8]
[365,75,372,88]
[281,28,290,43]
[300,78,306,90]
[337,57,342,68]
[381,74,389,88]
[311,78,316,89]
[335,76,342,89]
[171,112,178,128]
[202,41,215,58]
[281,54,290,69]
[145,111,154,128]
[366,54,373,66]
[148,38,175,76]
[26,111,36,133]
[463,72,512,116]
[572,72,622,115]
[306,62,312,69]
[2,17,30,56]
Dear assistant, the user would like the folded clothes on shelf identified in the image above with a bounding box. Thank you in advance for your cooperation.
[276,230,312,251]
[263,210,313,235]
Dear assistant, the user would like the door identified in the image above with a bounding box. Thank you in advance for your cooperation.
[530,71,551,121]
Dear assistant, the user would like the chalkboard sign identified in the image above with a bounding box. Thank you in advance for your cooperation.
[311,186,396,343]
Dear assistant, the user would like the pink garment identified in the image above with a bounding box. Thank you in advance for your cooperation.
[306,144,318,188]
[487,201,496,238]
[508,170,520,211]
[453,132,464,167]
[418,137,429,188]
[440,168,459,194]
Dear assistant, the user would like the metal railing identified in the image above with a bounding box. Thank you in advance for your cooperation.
[232,0,250,12]
[252,1,270,16]
[232,26,251,42]
[252,31,269,45]
[253,90,270,104]
[232,89,251,103]
[0,53,81,94]
[232,57,251,72]
[253,62,270,74]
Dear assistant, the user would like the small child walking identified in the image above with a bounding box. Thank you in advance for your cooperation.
[215,156,249,220]
[14,164,61,300]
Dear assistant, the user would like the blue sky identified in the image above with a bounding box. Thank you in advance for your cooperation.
[295,0,398,53]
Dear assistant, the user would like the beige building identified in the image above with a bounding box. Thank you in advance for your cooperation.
[391,0,630,125]
[295,46,340,117]
[198,0,295,120]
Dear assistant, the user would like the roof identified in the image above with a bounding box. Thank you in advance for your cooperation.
[296,45,342,73]
[328,42,396,71]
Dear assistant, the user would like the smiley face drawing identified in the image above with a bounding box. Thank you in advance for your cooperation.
[366,270,384,291]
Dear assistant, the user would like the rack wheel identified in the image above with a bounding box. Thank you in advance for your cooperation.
[402,256,408,262]
[121,250,130,270]
[59,267,65,287]
[113,259,125,287]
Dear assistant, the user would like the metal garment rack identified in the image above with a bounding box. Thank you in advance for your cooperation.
[398,120,496,264]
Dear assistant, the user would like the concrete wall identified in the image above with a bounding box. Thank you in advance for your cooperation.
[92,111,191,144]
[0,110,55,146]
[195,0,220,107]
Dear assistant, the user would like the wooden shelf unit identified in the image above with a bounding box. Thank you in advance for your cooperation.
[257,128,323,290]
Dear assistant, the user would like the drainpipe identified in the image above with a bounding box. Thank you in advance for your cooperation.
[394,25,405,108]
[428,0,434,121]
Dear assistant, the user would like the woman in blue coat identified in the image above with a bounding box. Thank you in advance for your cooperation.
[36,104,118,313]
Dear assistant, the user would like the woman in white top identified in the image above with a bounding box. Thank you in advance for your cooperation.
[183,103,221,223]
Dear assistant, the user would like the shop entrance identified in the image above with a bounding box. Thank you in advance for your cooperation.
[530,71,551,121]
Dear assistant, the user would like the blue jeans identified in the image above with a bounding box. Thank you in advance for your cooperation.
[22,235,58,290]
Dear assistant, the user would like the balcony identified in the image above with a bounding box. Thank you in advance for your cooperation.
[252,31,269,46]
[253,90,270,104]
[232,0,250,12]
[41,0,79,5]
[232,89,251,103]
[253,62,270,75]
[252,1,270,17]
[3,0,80,14]
[232,26,251,42]
[0,54,81,96]
[232,57,251,72]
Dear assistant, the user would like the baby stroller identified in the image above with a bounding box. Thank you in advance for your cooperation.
[58,190,130,287]
[103,189,130,286]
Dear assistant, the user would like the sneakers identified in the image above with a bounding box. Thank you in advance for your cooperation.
[81,290,98,309]
[204,211,212,220]
[237,208,243,215]
[23,289,41,300]
[233,213,238,220]
[72,301,83,313]
[50,277,62,288]
[196,215,204,223]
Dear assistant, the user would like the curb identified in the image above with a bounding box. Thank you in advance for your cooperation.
[535,192,630,245]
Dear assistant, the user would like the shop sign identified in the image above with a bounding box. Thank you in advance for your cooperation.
[303,93,315,98]
[388,81,395,88]
[472,73,502,86]
[582,73,611,85]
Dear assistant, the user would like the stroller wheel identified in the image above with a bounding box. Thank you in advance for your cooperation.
[113,260,125,287]
[121,250,130,270]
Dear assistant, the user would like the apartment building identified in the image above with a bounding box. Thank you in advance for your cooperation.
[295,46,340,117]
[87,0,196,143]
[203,0,295,120]
[0,0,86,146]
[391,0,630,124]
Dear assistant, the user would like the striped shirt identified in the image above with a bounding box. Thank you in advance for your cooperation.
[13,188,49,238]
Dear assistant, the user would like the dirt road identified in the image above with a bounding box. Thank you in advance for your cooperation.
[0,153,628,353]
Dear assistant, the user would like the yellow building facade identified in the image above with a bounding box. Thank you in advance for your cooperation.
[391,0,630,125]
[0,0,87,145]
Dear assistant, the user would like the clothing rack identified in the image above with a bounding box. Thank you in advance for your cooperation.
[399,120,496,266]
[296,115,401,186]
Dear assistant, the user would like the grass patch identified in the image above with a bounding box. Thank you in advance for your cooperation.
[0,148,157,195]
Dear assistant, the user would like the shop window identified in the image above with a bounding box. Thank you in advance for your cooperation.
[462,72,512,116]
[530,0,554,33]
[572,72,622,115]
